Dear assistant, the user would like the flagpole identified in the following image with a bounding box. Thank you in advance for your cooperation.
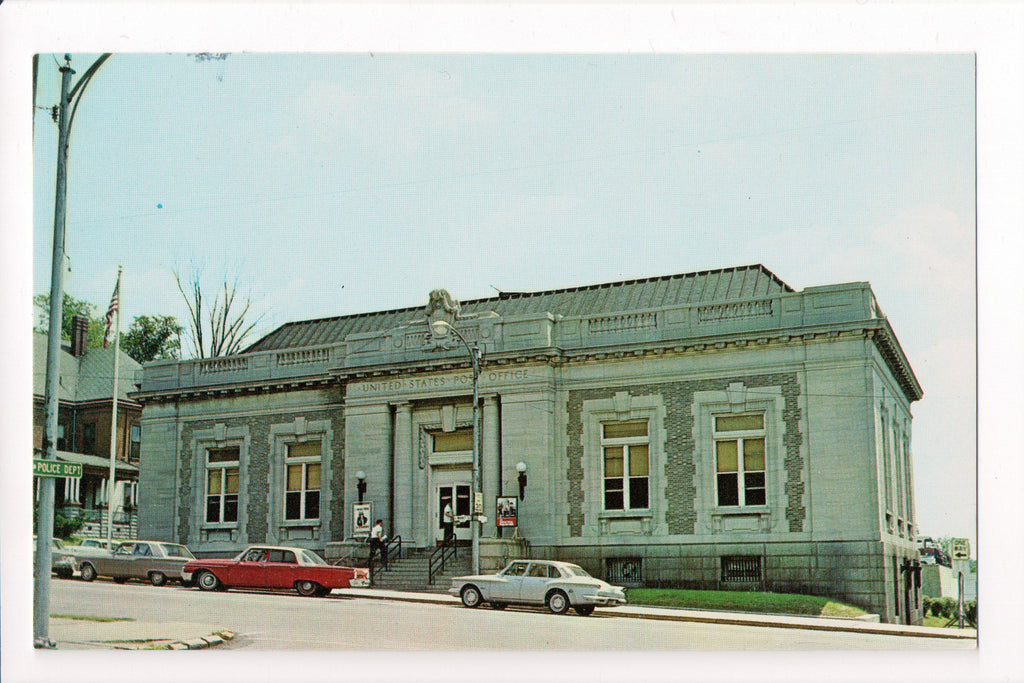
[106,267,122,548]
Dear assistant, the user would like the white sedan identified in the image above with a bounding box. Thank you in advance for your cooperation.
[450,559,626,616]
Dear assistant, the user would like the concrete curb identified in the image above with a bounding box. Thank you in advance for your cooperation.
[337,588,976,641]
[165,629,235,651]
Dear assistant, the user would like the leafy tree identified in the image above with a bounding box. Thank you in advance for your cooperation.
[121,315,183,364]
[33,293,105,346]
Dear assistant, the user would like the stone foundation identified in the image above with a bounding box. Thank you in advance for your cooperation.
[536,539,916,623]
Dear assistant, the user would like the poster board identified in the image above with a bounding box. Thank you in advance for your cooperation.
[496,496,518,527]
[353,502,372,536]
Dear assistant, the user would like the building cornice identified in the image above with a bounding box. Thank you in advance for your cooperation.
[132,319,920,404]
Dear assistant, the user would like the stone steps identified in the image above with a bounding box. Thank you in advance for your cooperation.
[370,550,471,592]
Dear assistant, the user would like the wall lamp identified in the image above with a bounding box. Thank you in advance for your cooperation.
[517,461,528,501]
[356,470,367,503]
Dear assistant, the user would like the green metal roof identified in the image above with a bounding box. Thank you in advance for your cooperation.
[32,333,141,403]
[246,264,793,352]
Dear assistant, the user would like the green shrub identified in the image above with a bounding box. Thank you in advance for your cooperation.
[33,506,86,540]
[53,512,85,540]
[922,596,933,615]
[965,600,977,626]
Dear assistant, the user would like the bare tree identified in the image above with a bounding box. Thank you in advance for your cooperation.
[174,267,264,358]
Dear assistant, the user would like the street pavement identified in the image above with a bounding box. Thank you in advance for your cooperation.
[46,583,976,650]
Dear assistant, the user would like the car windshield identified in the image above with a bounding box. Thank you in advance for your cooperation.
[300,550,327,565]
[562,564,592,578]
[160,544,195,559]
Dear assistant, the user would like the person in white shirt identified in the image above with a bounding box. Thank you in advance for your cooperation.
[442,501,454,543]
[369,519,388,570]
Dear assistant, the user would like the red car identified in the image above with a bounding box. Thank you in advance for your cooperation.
[182,545,369,597]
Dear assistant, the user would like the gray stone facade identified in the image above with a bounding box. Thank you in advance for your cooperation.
[133,266,923,624]
[565,372,804,537]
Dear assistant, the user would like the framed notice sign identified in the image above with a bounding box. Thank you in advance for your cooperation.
[950,538,970,560]
[496,496,518,528]
[353,502,372,536]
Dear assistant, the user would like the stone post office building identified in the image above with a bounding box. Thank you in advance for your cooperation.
[134,265,923,623]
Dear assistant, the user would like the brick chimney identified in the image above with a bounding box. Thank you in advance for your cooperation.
[71,314,89,357]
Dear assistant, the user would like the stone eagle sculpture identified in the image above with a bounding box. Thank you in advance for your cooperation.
[426,288,461,327]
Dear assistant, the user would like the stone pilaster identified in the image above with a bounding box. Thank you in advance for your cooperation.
[482,395,500,537]
[393,402,414,542]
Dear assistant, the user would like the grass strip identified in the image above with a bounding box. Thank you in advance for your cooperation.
[624,589,867,618]
[51,614,135,622]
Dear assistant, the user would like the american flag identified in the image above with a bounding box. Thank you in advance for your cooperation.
[103,271,121,348]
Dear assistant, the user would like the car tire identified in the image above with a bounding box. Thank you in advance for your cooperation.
[314,586,332,598]
[490,602,508,610]
[296,580,321,597]
[80,563,96,582]
[460,585,483,608]
[547,590,570,615]
[113,576,128,584]
[574,605,595,617]
[56,567,73,580]
[149,572,168,587]
[197,570,221,592]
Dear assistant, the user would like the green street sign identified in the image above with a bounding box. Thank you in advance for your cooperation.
[33,460,83,478]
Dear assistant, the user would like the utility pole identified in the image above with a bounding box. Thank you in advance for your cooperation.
[35,53,110,649]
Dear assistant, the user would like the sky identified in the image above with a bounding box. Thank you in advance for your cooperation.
[4,3,1023,682]
[29,52,976,546]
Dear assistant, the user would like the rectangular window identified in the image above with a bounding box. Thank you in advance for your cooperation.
[893,425,904,518]
[129,424,141,462]
[602,420,649,510]
[83,422,97,455]
[881,412,893,512]
[902,437,913,524]
[606,558,644,586]
[205,447,239,524]
[713,413,766,507]
[721,556,763,583]
[284,441,321,522]
[893,556,900,617]
[432,428,473,453]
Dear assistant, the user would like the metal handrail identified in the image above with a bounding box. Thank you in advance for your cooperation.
[428,538,457,585]
[368,535,402,585]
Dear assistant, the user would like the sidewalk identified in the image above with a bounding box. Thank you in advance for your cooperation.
[49,617,234,650]
[336,587,977,640]
[47,587,976,649]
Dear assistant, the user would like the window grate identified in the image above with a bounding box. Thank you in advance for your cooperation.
[721,556,762,583]
[606,558,643,586]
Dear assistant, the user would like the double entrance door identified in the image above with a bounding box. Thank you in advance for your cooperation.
[434,469,472,545]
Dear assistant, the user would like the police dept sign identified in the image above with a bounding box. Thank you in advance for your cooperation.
[33,460,83,478]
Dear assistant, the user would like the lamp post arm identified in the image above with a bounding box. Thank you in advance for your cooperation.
[66,54,111,148]
[444,324,480,378]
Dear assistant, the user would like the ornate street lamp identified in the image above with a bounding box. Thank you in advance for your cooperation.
[356,470,367,503]
[517,461,528,500]
[429,319,482,576]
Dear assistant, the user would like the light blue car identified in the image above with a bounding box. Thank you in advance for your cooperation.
[450,559,627,616]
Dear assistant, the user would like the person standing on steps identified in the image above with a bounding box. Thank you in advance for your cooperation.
[442,500,454,544]
[369,518,388,570]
